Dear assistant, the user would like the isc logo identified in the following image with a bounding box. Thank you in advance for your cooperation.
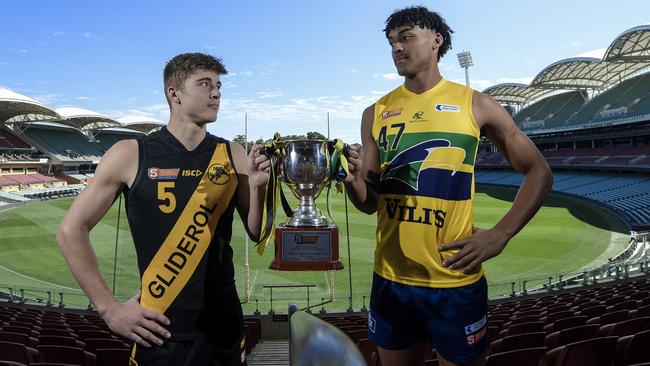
[182,169,202,177]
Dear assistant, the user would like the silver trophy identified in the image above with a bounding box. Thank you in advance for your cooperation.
[268,139,343,271]
[279,139,332,227]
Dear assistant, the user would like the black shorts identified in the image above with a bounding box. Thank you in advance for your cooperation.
[129,334,246,366]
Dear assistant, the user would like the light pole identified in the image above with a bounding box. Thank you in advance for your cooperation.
[457,50,473,87]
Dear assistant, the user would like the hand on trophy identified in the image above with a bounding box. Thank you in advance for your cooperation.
[343,143,363,183]
[248,144,271,187]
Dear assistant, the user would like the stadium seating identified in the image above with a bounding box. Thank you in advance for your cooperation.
[0,129,31,149]
[569,73,650,128]
[475,169,650,226]
[515,91,587,131]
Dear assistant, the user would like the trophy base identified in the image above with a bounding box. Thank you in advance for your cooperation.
[269,224,343,271]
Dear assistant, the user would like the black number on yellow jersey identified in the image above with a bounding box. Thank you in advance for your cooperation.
[157,182,176,213]
[377,123,406,152]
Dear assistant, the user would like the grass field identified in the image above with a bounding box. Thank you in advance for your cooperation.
[0,186,629,313]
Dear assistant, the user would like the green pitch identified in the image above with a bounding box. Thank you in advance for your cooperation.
[0,186,629,313]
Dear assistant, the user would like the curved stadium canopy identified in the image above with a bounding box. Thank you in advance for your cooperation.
[116,115,165,134]
[55,106,122,131]
[485,25,650,106]
[0,86,61,123]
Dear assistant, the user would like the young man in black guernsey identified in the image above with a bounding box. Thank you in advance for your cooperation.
[57,53,270,365]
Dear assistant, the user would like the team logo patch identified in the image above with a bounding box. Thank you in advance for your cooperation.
[368,312,376,333]
[381,108,403,119]
[465,315,487,346]
[206,163,230,185]
[148,167,179,180]
[380,139,466,191]
[434,104,461,112]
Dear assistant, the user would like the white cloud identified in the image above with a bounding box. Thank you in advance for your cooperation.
[83,32,102,41]
[0,62,19,67]
[32,93,68,105]
[497,76,534,85]
[75,96,97,101]
[349,69,359,73]
[216,92,378,142]
[576,47,606,59]
[227,70,254,77]
[440,62,461,73]
[382,73,401,80]
[222,81,237,89]
[107,103,170,122]
[569,41,581,48]
[10,48,28,54]
[45,30,66,37]
[257,91,284,99]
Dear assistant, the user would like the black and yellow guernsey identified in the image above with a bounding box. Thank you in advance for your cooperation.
[125,127,239,339]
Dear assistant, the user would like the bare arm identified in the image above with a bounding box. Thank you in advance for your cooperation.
[57,140,170,347]
[440,91,553,273]
[231,142,268,240]
[344,104,380,214]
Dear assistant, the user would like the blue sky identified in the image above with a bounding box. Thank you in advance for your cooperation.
[1,0,648,143]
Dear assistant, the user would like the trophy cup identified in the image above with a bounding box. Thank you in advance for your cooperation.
[268,139,344,271]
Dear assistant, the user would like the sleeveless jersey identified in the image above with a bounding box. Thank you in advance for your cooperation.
[372,79,483,288]
[125,127,239,339]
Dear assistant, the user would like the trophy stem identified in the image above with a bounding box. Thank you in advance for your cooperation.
[286,195,328,227]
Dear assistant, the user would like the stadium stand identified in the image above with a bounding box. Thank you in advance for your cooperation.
[0,305,263,366]
[569,72,650,128]
[0,129,31,150]
[515,91,587,131]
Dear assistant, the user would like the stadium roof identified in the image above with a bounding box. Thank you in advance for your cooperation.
[0,86,61,123]
[482,83,554,105]
[56,106,122,131]
[115,115,165,134]
[485,25,650,105]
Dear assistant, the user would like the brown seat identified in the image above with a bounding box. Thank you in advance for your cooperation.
[0,331,39,348]
[95,348,130,366]
[547,336,617,366]
[39,328,76,339]
[578,304,607,318]
[498,321,544,338]
[37,345,96,366]
[545,324,600,349]
[0,341,39,364]
[544,316,588,333]
[614,330,650,366]
[77,330,113,341]
[485,347,546,366]
[489,331,545,355]
[356,338,377,366]
[599,317,650,337]
[38,335,85,349]
[587,310,629,325]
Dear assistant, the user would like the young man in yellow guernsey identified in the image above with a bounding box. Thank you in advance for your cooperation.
[344,6,553,366]
[57,53,270,365]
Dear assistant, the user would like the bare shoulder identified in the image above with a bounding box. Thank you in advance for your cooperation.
[472,90,511,129]
[361,104,376,130]
[96,139,138,185]
[362,104,376,120]
[228,141,247,170]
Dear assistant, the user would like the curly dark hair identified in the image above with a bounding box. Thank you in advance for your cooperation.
[163,52,227,106]
[384,6,454,61]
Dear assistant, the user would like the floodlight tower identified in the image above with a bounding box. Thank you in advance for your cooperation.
[456,50,474,87]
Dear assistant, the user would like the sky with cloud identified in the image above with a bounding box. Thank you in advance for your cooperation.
[1,0,648,143]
